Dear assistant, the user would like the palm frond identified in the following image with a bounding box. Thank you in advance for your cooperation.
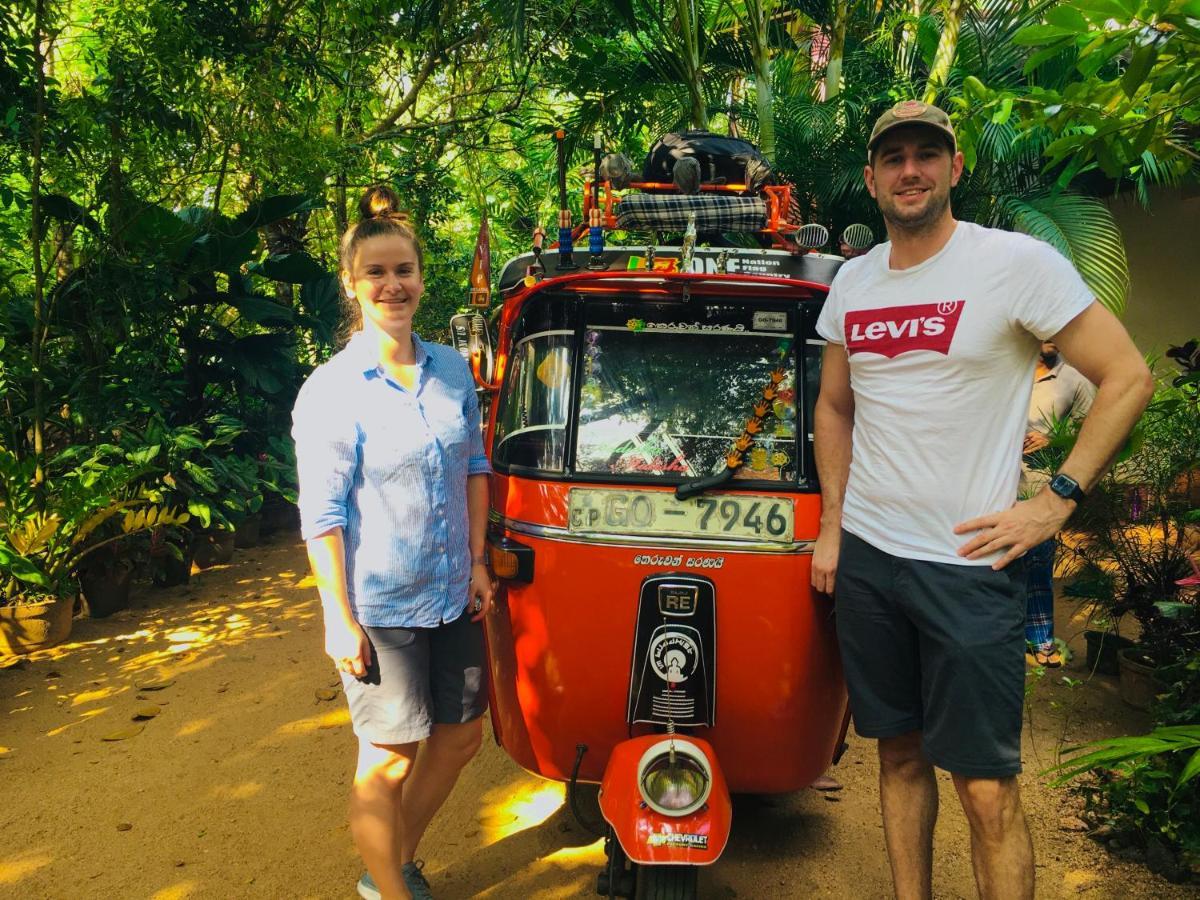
[998,191,1129,315]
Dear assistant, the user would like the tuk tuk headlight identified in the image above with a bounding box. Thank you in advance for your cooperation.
[636,739,712,817]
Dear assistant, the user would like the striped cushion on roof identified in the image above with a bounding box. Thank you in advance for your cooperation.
[615,194,767,233]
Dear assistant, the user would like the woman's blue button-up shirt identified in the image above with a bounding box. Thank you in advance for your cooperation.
[291,332,491,628]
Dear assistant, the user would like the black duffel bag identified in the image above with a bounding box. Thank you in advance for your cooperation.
[642,131,774,195]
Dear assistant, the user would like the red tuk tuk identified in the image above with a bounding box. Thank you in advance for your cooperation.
[467,144,853,898]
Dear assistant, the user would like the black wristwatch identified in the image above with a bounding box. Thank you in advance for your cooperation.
[1049,472,1086,504]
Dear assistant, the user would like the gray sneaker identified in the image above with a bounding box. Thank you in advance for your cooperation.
[356,871,381,900]
[402,861,435,900]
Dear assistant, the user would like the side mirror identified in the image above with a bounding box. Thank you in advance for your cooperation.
[450,312,497,389]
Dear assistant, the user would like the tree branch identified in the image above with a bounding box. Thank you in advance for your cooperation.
[365,28,485,139]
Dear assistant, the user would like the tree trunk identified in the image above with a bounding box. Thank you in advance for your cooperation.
[676,0,708,129]
[30,0,49,488]
[744,0,776,161]
[900,0,922,68]
[333,109,348,235]
[924,0,966,103]
[825,1,849,101]
[755,56,775,161]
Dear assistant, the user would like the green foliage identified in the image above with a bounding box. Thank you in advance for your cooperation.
[1036,381,1200,662]
[966,0,1199,182]
[0,442,189,603]
[1049,661,1200,868]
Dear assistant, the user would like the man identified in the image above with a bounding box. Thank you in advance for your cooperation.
[1022,341,1097,667]
[810,100,1152,899]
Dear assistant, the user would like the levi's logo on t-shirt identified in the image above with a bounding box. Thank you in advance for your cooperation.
[845,301,965,358]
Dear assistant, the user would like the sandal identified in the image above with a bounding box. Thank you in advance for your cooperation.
[1027,646,1062,668]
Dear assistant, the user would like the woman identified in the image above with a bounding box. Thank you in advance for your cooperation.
[292,185,493,900]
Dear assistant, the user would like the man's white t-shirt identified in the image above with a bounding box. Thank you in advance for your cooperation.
[815,221,1094,566]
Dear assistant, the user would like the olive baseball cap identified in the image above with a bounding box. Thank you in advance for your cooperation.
[867,100,956,159]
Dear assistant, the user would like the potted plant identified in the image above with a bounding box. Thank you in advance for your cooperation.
[223,454,265,549]
[256,435,300,538]
[0,445,188,653]
[125,415,247,571]
[1043,377,1200,703]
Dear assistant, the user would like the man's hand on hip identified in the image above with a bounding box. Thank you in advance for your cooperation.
[954,491,1074,570]
[811,528,840,595]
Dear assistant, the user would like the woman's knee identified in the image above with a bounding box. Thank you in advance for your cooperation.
[356,740,418,787]
[432,719,483,764]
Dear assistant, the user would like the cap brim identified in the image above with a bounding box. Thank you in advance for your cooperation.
[868,121,957,158]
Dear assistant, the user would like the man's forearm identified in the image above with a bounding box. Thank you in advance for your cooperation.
[1057,365,1154,493]
[814,400,854,529]
[467,474,489,560]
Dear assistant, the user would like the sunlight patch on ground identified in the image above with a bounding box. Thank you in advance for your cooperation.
[149,880,198,899]
[209,781,265,801]
[46,706,109,737]
[275,708,351,737]
[0,848,52,885]
[175,717,213,738]
[480,782,566,842]
[72,686,122,707]
[538,841,606,866]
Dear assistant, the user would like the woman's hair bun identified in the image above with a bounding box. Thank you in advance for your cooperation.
[357,184,408,223]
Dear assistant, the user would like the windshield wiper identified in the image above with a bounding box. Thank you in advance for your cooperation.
[674,340,793,501]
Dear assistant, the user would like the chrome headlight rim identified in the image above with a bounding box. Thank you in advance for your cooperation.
[635,738,713,818]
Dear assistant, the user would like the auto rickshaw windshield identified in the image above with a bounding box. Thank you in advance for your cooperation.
[494,296,817,486]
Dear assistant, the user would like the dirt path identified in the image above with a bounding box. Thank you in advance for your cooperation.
[0,535,1190,899]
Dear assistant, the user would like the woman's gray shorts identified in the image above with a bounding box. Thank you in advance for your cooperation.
[340,611,488,746]
[835,530,1027,778]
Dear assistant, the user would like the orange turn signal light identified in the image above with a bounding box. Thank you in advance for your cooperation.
[488,536,534,583]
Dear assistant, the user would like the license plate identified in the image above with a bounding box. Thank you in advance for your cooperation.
[567,488,794,543]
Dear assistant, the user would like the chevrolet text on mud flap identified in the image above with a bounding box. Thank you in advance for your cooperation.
[646,832,710,849]
[845,301,965,358]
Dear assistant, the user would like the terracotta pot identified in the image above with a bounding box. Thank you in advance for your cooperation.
[192,530,235,569]
[0,596,73,656]
[1118,647,1166,710]
[234,513,262,549]
[79,561,133,618]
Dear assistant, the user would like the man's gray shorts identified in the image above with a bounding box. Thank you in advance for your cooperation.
[341,610,488,746]
[836,530,1026,778]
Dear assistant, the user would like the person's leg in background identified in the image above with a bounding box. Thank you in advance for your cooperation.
[1024,538,1058,666]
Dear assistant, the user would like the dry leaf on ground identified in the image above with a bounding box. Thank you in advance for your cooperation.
[101,724,145,741]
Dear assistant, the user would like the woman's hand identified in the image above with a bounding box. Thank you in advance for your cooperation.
[325,614,371,678]
[468,562,496,622]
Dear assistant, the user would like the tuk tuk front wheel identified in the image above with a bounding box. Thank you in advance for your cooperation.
[633,864,699,900]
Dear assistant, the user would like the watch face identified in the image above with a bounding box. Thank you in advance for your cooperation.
[1051,474,1080,498]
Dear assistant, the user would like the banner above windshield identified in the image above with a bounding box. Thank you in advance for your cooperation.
[498,247,842,293]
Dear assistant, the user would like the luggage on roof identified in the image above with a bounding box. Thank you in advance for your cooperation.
[642,131,775,195]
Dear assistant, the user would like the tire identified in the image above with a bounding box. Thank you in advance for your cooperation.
[634,864,699,900]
